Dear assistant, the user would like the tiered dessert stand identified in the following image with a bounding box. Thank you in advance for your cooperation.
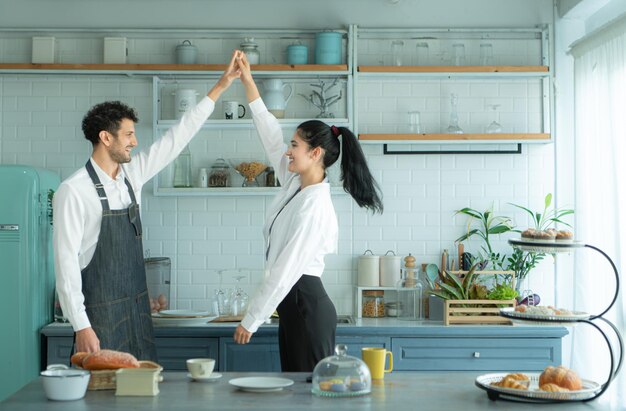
[475,239,623,403]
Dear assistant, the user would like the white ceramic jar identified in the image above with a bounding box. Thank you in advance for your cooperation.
[357,250,379,286]
[379,250,402,287]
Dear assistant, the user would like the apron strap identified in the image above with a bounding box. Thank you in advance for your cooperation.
[85,160,110,211]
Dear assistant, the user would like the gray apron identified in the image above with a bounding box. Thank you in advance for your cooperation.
[80,161,157,361]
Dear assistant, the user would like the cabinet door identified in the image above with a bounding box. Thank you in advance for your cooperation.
[220,337,281,372]
[392,337,561,371]
[336,336,390,357]
[156,337,219,371]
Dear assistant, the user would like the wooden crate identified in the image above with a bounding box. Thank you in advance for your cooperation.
[442,270,516,326]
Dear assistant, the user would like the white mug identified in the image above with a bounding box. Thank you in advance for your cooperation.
[223,101,246,120]
[186,358,215,378]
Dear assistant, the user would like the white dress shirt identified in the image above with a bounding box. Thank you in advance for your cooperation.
[54,97,215,331]
[241,98,339,333]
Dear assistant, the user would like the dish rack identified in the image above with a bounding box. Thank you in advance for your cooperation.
[475,239,623,403]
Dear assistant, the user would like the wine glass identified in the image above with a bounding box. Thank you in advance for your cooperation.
[230,272,249,317]
[485,104,502,134]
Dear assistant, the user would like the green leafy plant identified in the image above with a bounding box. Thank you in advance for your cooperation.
[487,283,518,301]
[454,206,514,270]
[509,193,574,231]
[425,264,489,301]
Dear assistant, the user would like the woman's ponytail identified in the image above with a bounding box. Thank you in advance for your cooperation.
[336,127,383,214]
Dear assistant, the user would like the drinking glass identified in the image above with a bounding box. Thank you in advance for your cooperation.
[452,43,466,66]
[230,274,249,317]
[415,42,429,66]
[485,104,502,133]
[391,40,404,66]
[480,43,494,66]
[446,93,463,134]
[408,111,421,133]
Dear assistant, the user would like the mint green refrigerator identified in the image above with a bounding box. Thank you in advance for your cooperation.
[0,165,59,400]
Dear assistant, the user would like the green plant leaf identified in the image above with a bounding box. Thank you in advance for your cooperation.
[438,281,464,300]
[544,193,553,209]
[461,264,477,294]
[509,203,535,219]
[428,290,452,301]
[488,224,513,235]
[455,208,483,220]
[455,228,481,243]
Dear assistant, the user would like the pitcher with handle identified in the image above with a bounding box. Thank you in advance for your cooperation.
[262,79,293,119]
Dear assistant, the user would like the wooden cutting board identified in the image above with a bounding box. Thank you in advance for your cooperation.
[212,315,244,322]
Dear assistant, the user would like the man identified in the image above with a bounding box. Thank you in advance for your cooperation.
[53,52,241,359]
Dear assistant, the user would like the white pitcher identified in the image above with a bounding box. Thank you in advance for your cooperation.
[262,79,293,119]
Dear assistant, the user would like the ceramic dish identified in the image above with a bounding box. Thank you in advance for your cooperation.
[151,313,216,326]
[500,307,590,323]
[187,372,222,382]
[228,377,294,392]
[509,238,584,254]
[158,309,212,318]
[475,373,600,401]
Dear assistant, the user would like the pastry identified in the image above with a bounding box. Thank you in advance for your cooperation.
[504,373,530,382]
[533,230,556,242]
[540,383,570,392]
[539,366,582,391]
[521,228,536,239]
[491,376,529,390]
[81,349,140,370]
[556,230,574,242]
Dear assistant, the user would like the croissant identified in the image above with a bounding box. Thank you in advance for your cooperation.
[491,376,528,390]
[504,373,529,382]
[539,366,582,391]
[540,383,570,393]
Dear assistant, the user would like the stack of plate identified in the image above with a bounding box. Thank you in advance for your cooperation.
[151,310,217,326]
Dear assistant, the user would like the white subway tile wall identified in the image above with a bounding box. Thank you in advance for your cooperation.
[0,32,556,315]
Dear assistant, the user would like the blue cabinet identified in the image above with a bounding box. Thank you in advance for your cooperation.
[220,337,281,372]
[392,336,562,371]
[156,338,219,371]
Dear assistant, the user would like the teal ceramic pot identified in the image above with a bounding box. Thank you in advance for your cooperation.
[287,44,308,65]
[314,32,342,64]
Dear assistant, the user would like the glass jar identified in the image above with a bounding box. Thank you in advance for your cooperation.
[265,167,276,187]
[311,344,371,397]
[240,37,260,64]
[208,158,230,187]
[396,267,424,321]
[362,290,385,318]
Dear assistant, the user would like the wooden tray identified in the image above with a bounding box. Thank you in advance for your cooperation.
[86,360,162,390]
[212,315,244,322]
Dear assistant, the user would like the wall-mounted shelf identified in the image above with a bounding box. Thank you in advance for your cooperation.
[359,133,550,145]
[358,65,549,73]
[154,186,349,197]
[156,118,351,130]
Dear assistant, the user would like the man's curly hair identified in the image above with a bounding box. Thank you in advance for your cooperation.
[81,101,139,145]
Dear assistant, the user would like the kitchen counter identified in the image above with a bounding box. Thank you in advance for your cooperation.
[1,371,623,411]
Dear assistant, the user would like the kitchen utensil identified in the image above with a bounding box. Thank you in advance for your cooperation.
[361,347,393,380]
[357,249,379,286]
[262,79,293,119]
[314,31,342,64]
[175,40,198,64]
[40,366,90,401]
[240,37,260,64]
[461,252,473,270]
[311,344,371,397]
[379,250,401,287]
[286,42,308,65]
[229,377,294,392]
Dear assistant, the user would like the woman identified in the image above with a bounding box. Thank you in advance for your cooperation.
[232,51,383,372]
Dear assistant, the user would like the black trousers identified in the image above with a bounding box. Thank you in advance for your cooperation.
[276,275,337,372]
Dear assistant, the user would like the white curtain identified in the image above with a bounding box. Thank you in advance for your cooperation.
[570,16,626,401]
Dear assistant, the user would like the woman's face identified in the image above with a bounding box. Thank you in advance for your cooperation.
[285,131,322,174]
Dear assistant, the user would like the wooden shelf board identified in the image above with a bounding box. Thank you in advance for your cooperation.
[358,65,549,73]
[0,63,348,72]
[358,133,550,141]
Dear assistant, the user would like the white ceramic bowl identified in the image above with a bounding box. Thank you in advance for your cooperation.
[40,368,90,401]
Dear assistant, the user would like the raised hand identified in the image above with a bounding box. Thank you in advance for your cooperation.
[207,50,242,102]
[235,51,261,103]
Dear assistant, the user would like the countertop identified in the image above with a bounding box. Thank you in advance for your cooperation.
[1,371,623,411]
[42,319,569,339]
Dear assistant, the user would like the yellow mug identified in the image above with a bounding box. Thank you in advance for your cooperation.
[362,347,393,379]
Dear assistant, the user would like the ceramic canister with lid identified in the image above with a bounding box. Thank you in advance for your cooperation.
[240,37,260,64]
[175,40,198,64]
[286,43,308,65]
[314,31,342,64]
[173,89,198,119]
[379,250,402,287]
[357,250,379,287]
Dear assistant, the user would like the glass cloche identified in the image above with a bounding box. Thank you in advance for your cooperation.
[311,344,371,397]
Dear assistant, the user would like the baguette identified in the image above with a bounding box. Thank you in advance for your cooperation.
[81,349,140,370]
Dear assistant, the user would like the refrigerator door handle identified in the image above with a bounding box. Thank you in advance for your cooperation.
[0,224,19,231]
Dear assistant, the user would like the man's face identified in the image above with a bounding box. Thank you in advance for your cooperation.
[108,118,137,164]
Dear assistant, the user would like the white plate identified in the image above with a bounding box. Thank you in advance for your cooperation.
[500,307,590,323]
[158,309,212,318]
[229,377,294,392]
[475,372,601,401]
[188,372,222,382]
[151,314,217,326]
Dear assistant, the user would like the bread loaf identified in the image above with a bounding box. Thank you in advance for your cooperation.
[70,351,90,367]
[539,366,582,391]
[81,349,140,370]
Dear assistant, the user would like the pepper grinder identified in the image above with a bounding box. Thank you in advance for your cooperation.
[404,254,416,288]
